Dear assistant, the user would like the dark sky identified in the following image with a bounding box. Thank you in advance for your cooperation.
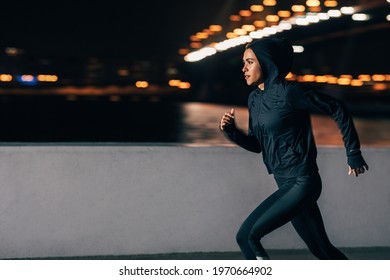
[0,1,238,61]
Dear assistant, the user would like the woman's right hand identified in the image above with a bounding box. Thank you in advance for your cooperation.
[220,108,236,131]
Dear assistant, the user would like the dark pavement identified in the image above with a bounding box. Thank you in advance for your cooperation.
[17,247,390,260]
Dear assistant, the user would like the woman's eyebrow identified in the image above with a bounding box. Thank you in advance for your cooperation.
[243,58,254,63]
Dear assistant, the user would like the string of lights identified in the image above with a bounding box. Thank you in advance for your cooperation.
[181,0,388,63]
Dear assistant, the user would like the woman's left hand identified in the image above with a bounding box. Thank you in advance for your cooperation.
[348,164,369,177]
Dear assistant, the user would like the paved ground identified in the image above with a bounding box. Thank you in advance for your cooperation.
[16,247,390,260]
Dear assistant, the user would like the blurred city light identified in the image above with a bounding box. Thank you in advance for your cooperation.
[242,25,256,32]
[209,25,222,32]
[350,79,363,86]
[292,45,304,53]
[278,10,291,18]
[168,80,181,87]
[5,47,20,56]
[337,77,352,86]
[352,13,370,21]
[37,75,58,82]
[306,0,321,7]
[168,79,191,90]
[183,1,371,63]
[265,15,280,23]
[324,1,338,8]
[292,5,306,13]
[373,83,387,91]
[250,5,264,12]
[229,15,241,22]
[282,72,390,88]
[317,13,330,20]
[184,46,217,62]
[358,75,371,82]
[263,0,277,7]
[327,10,342,17]
[178,82,191,89]
[372,74,386,82]
[0,74,13,82]
[1,0,388,96]
[239,10,252,17]
[135,81,149,88]
[340,7,355,15]
[17,75,37,85]
[233,28,247,36]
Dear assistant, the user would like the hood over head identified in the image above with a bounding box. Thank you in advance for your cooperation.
[246,37,293,88]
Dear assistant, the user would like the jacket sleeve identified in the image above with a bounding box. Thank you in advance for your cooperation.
[222,115,261,153]
[287,84,366,168]
[222,128,261,154]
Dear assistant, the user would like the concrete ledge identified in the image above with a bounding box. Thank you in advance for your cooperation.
[0,145,388,259]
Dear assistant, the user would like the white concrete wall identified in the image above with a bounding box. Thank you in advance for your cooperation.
[0,145,388,259]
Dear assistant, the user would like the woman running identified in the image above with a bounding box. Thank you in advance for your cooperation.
[220,37,369,260]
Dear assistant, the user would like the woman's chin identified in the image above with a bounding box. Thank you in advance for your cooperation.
[247,81,258,87]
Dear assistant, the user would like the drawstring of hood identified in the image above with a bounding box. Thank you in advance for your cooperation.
[246,37,294,90]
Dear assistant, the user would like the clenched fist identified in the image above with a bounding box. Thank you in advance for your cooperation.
[220,108,236,131]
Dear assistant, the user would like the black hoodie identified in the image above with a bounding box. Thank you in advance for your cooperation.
[224,37,366,177]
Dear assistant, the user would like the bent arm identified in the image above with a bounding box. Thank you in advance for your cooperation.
[288,85,366,168]
[223,127,262,153]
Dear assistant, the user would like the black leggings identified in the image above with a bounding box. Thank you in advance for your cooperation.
[236,173,347,260]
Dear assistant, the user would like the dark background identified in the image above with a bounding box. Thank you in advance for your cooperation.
[0,0,389,142]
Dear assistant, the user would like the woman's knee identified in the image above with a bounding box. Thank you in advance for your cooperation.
[248,231,261,245]
[236,228,249,246]
[236,229,260,253]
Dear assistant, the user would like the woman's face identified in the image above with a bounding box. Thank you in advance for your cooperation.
[242,48,263,87]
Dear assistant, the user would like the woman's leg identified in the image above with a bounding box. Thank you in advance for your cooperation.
[236,195,276,260]
[290,174,348,259]
[237,175,319,259]
[291,203,348,259]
